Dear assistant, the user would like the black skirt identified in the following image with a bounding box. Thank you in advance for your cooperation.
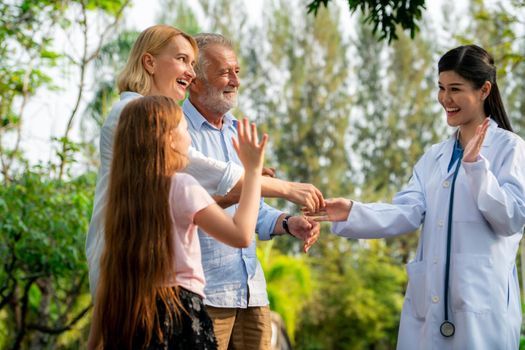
[134,287,218,350]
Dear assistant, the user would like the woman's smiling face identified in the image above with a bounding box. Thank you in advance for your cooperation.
[149,35,196,101]
[438,70,487,128]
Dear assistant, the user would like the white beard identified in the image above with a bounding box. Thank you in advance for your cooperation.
[198,85,237,115]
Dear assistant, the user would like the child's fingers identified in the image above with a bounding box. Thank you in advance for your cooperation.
[251,122,258,144]
[232,137,240,154]
[243,118,251,143]
[237,118,245,141]
[259,133,268,149]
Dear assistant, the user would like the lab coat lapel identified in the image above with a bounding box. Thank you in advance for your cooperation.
[435,136,457,180]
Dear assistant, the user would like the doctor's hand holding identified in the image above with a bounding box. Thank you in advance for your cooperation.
[302,198,352,223]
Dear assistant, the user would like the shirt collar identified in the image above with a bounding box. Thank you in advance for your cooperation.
[183,98,237,131]
[120,91,142,100]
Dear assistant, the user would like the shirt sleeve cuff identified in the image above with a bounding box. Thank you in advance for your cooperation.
[215,162,243,196]
[331,201,360,236]
[184,147,244,196]
[462,154,488,174]
[256,202,284,241]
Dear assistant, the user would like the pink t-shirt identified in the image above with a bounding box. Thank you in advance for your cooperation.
[168,173,214,298]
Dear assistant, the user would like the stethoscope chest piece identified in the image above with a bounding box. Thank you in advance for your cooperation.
[440,321,455,337]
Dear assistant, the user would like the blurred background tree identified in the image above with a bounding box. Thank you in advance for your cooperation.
[1,0,524,349]
[0,0,129,348]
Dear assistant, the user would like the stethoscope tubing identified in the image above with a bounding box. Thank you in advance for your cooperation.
[441,145,463,337]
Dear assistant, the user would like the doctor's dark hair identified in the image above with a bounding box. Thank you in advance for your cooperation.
[438,45,513,132]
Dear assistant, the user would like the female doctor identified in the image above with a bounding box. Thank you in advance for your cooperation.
[311,45,525,349]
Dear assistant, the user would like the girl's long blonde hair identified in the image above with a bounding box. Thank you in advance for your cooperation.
[117,24,197,95]
[95,96,186,349]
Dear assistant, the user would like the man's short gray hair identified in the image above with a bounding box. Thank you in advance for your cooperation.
[194,33,234,80]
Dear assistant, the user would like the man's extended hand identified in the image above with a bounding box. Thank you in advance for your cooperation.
[287,215,321,253]
[285,182,325,213]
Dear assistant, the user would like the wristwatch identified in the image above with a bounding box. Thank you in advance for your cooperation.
[282,215,293,236]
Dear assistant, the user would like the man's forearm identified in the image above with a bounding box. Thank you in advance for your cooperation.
[214,173,324,212]
[261,176,291,198]
[214,175,289,208]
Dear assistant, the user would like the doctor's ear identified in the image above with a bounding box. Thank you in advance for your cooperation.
[481,81,492,100]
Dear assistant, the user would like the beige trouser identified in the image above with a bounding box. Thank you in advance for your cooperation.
[206,305,271,350]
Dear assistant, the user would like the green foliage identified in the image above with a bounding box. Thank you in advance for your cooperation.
[353,23,443,200]
[157,0,202,35]
[0,1,129,347]
[456,0,525,137]
[258,242,312,340]
[296,237,406,349]
[0,167,96,349]
[0,0,129,178]
[307,0,426,43]
[349,20,444,265]
[256,0,353,197]
[2,0,525,348]
[83,30,138,129]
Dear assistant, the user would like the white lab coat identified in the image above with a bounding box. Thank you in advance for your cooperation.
[85,92,243,297]
[333,119,525,349]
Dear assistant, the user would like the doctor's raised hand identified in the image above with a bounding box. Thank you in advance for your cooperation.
[462,117,489,163]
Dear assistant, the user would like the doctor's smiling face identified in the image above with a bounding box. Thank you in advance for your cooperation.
[438,70,489,129]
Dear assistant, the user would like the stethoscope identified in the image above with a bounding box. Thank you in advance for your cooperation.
[440,138,463,337]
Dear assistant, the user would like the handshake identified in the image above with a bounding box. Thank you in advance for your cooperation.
[255,166,353,253]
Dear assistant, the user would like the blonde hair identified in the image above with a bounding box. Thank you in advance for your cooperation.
[117,24,198,95]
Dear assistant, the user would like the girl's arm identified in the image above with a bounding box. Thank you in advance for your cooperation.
[194,119,267,248]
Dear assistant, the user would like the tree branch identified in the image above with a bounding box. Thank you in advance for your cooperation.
[57,0,130,180]
[11,277,38,350]
[27,304,92,335]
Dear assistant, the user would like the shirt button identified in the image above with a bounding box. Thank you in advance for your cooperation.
[433,257,438,264]
[438,220,444,227]
[432,296,440,303]
[443,181,450,188]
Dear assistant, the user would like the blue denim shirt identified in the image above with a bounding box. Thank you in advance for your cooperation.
[183,99,283,308]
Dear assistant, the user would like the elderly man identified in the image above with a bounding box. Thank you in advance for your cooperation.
[183,33,319,350]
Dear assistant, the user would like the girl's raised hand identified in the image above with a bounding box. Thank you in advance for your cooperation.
[463,117,489,163]
[232,118,268,174]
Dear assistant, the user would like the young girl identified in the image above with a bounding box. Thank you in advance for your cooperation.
[310,45,525,349]
[87,95,267,349]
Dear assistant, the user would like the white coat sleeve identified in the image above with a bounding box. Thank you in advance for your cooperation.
[332,159,427,239]
[463,138,525,236]
[183,146,244,196]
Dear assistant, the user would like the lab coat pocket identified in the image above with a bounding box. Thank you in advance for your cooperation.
[451,254,493,314]
[406,260,427,320]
